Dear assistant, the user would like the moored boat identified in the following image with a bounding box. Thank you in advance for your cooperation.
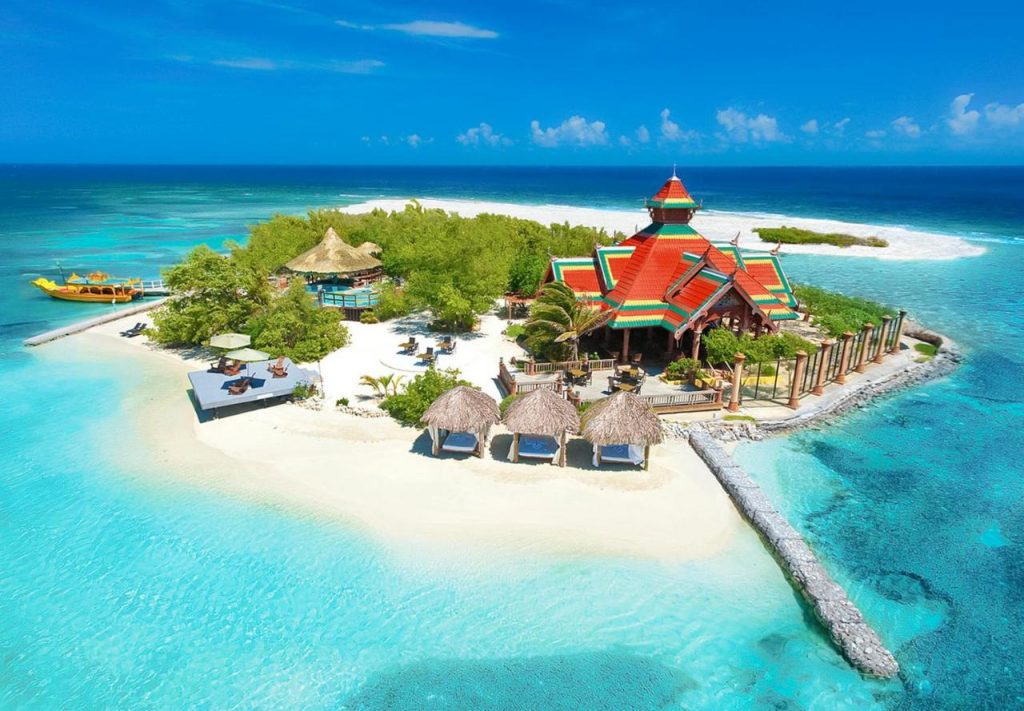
[31,272,142,303]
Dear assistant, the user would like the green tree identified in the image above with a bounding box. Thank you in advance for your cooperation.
[151,245,270,345]
[525,281,611,361]
[507,251,550,296]
[249,280,350,362]
[380,367,473,426]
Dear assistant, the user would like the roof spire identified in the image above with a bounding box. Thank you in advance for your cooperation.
[671,163,678,180]
[729,231,740,246]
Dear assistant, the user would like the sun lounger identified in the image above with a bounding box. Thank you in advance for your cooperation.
[508,434,559,461]
[120,322,145,338]
[441,431,479,454]
[223,360,242,376]
[227,377,252,396]
[593,444,645,467]
[268,356,288,378]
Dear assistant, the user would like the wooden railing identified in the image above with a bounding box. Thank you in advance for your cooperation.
[498,359,518,395]
[524,358,616,375]
[639,389,722,413]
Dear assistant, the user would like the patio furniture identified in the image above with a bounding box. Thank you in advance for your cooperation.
[268,356,288,378]
[417,346,435,364]
[631,352,643,365]
[209,356,229,373]
[567,367,588,385]
[438,337,456,353]
[616,382,637,393]
[222,359,243,376]
[592,444,646,468]
[227,377,252,396]
[399,337,417,354]
[120,322,145,338]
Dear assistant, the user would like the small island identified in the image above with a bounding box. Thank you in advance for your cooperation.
[755,225,889,248]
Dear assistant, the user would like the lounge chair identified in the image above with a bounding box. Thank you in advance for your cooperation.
[509,434,559,461]
[593,444,645,467]
[228,377,252,396]
[268,356,288,378]
[120,322,145,338]
[223,359,243,376]
[441,431,479,454]
[209,356,229,373]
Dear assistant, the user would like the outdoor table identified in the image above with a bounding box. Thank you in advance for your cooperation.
[616,382,637,392]
[567,368,587,383]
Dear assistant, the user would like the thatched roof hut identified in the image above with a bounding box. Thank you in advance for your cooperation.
[357,241,382,256]
[420,386,500,457]
[503,388,580,467]
[284,228,382,276]
[581,391,662,469]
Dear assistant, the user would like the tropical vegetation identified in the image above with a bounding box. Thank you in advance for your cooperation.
[523,281,611,360]
[754,226,888,249]
[379,367,472,426]
[702,328,816,366]
[794,284,894,338]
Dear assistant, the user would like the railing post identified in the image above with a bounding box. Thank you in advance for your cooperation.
[787,350,808,409]
[855,323,874,373]
[728,353,746,412]
[836,332,854,384]
[874,316,891,363]
[713,384,724,407]
[812,340,833,395]
[889,310,907,354]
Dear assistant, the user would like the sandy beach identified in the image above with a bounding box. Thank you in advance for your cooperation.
[55,313,743,562]
[340,197,985,260]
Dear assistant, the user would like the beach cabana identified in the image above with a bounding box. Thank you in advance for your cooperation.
[420,386,500,458]
[503,389,580,467]
[581,391,663,470]
[283,228,382,279]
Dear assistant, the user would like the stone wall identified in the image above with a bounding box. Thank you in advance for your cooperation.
[689,431,900,678]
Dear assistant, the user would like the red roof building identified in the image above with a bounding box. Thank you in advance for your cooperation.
[545,172,798,361]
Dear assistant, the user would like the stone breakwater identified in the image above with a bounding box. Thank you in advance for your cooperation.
[688,431,901,678]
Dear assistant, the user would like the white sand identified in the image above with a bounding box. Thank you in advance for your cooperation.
[340,197,985,260]
[66,313,742,562]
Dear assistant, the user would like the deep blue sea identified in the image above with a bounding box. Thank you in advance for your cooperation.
[1,165,1022,709]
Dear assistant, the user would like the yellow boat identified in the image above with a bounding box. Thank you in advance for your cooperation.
[32,272,142,303]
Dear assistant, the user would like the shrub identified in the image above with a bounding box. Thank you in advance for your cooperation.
[499,394,519,417]
[292,382,318,400]
[665,357,700,380]
[703,328,816,366]
[336,397,349,407]
[360,310,379,324]
[380,367,473,426]
[914,343,937,358]
[429,284,477,332]
[759,364,777,377]
[754,226,888,249]
[576,400,594,415]
[249,280,350,362]
[794,284,894,338]
[373,282,414,321]
[505,323,526,340]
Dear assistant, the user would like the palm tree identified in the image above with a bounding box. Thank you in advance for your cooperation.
[526,281,611,361]
[360,373,405,398]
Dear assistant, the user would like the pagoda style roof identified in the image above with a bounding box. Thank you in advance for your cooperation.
[544,174,798,335]
[645,174,700,210]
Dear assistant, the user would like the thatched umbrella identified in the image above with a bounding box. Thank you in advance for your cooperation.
[420,386,500,457]
[357,241,382,256]
[503,388,580,467]
[284,228,382,276]
[581,391,663,470]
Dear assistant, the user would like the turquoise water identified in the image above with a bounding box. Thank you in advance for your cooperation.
[1,166,1023,708]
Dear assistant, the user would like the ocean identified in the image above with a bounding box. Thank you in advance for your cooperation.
[1,165,1022,709]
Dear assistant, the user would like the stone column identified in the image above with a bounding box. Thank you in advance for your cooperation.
[728,353,746,412]
[889,310,907,354]
[836,332,855,384]
[787,350,809,409]
[812,340,833,395]
[874,317,891,364]
[855,323,874,373]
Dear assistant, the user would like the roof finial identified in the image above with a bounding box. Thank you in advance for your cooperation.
[770,241,782,256]
[671,163,678,180]
[729,231,740,246]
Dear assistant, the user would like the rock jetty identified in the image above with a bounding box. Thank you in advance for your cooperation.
[689,431,900,678]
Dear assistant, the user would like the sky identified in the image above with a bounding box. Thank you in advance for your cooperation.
[1,0,1022,165]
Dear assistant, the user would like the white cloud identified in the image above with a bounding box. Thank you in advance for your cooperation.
[890,116,921,138]
[800,119,819,135]
[405,134,422,147]
[658,108,698,143]
[984,101,1024,130]
[618,135,631,146]
[635,125,650,144]
[530,116,608,147]
[947,94,980,135]
[832,117,851,136]
[457,123,511,147]
[716,108,786,143]
[865,129,887,139]
[203,56,383,74]
[337,19,498,39]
